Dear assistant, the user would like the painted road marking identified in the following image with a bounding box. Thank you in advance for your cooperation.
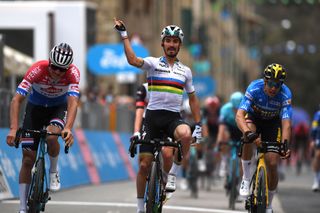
[2,200,246,213]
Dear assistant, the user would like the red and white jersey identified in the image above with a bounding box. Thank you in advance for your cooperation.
[17,60,80,107]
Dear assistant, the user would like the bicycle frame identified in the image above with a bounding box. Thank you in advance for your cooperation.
[130,138,182,213]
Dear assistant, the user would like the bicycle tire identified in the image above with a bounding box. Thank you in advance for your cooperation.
[28,158,45,213]
[229,158,237,210]
[256,167,267,213]
[146,161,163,213]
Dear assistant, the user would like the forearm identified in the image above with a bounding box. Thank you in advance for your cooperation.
[189,94,201,123]
[122,38,143,67]
[216,124,227,143]
[65,97,79,129]
[10,95,23,130]
[134,109,144,133]
[236,109,250,133]
[281,119,291,142]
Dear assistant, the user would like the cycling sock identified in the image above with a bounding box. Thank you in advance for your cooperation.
[241,160,252,180]
[267,189,276,208]
[19,183,30,211]
[49,155,59,173]
[169,162,180,176]
[137,198,144,212]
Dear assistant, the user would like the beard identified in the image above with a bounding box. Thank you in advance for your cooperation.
[163,46,179,58]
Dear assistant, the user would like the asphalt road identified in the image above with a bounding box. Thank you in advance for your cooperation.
[1,165,319,213]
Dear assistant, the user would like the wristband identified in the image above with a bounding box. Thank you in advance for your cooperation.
[120,31,128,39]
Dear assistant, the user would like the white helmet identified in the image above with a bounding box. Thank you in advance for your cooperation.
[161,25,184,42]
[49,43,73,69]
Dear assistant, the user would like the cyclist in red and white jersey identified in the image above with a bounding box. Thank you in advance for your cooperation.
[114,18,202,213]
[6,43,80,213]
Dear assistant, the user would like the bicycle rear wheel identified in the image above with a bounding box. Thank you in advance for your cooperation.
[228,158,237,210]
[28,158,45,213]
[146,161,163,213]
[256,167,267,213]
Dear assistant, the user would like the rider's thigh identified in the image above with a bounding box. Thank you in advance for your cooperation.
[22,149,37,168]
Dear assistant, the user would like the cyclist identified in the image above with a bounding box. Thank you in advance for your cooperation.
[311,105,320,191]
[132,82,176,210]
[114,18,202,213]
[6,43,80,213]
[236,63,292,213]
[216,91,244,186]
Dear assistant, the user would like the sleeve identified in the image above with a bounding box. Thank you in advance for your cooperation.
[67,65,80,98]
[311,112,320,140]
[238,84,254,112]
[280,87,292,120]
[184,67,195,94]
[140,57,154,72]
[16,61,43,96]
[135,85,147,109]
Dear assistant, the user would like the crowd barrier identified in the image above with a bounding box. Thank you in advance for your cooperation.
[0,128,139,200]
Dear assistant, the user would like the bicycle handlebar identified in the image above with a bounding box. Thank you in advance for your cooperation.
[238,140,288,158]
[129,138,183,161]
[14,128,69,154]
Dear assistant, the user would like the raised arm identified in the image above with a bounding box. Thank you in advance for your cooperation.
[114,18,144,67]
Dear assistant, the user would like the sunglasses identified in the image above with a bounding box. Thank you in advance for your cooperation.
[50,64,67,72]
[267,80,282,89]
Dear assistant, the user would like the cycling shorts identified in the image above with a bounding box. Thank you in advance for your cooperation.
[21,102,67,151]
[245,114,281,142]
[140,109,189,154]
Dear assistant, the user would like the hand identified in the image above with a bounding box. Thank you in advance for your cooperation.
[61,129,74,147]
[244,131,259,143]
[113,17,128,38]
[130,131,141,143]
[192,123,202,144]
[6,128,17,147]
[281,149,291,159]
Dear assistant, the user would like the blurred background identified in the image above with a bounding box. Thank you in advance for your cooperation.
[0,0,319,132]
[1,1,320,212]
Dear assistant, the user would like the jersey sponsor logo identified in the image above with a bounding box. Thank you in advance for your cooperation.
[26,66,41,81]
[40,86,63,94]
[155,68,170,73]
[282,99,291,105]
[252,104,280,119]
[70,67,80,82]
[159,62,169,68]
[269,100,281,106]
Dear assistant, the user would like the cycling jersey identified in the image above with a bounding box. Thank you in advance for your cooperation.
[17,60,80,107]
[311,110,320,141]
[219,102,242,141]
[135,83,149,118]
[141,56,195,112]
[239,79,292,120]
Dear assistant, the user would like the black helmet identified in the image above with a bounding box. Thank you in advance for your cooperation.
[264,63,286,82]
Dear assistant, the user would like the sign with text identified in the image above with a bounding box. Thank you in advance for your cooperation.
[87,43,149,75]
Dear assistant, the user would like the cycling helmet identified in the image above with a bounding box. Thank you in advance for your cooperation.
[230,91,244,109]
[49,43,73,69]
[263,63,286,82]
[161,25,184,42]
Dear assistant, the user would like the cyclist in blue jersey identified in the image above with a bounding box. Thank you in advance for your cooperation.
[311,106,320,192]
[236,63,292,213]
[216,92,244,178]
[114,18,202,213]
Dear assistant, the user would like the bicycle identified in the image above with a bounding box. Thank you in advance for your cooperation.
[221,140,241,210]
[238,137,288,213]
[14,128,69,213]
[129,137,183,213]
[187,145,199,198]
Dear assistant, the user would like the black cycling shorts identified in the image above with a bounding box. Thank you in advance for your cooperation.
[245,114,281,142]
[21,102,67,151]
[139,109,189,154]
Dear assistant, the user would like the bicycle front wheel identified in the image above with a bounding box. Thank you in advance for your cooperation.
[256,167,267,213]
[146,161,163,213]
[28,158,45,213]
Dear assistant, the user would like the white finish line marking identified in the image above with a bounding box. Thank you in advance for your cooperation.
[2,200,246,213]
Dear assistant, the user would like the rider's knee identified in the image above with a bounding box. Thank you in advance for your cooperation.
[139,158,152,175]
[22,156,35,170]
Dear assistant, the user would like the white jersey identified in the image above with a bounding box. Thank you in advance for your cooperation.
[141,56,195,112]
